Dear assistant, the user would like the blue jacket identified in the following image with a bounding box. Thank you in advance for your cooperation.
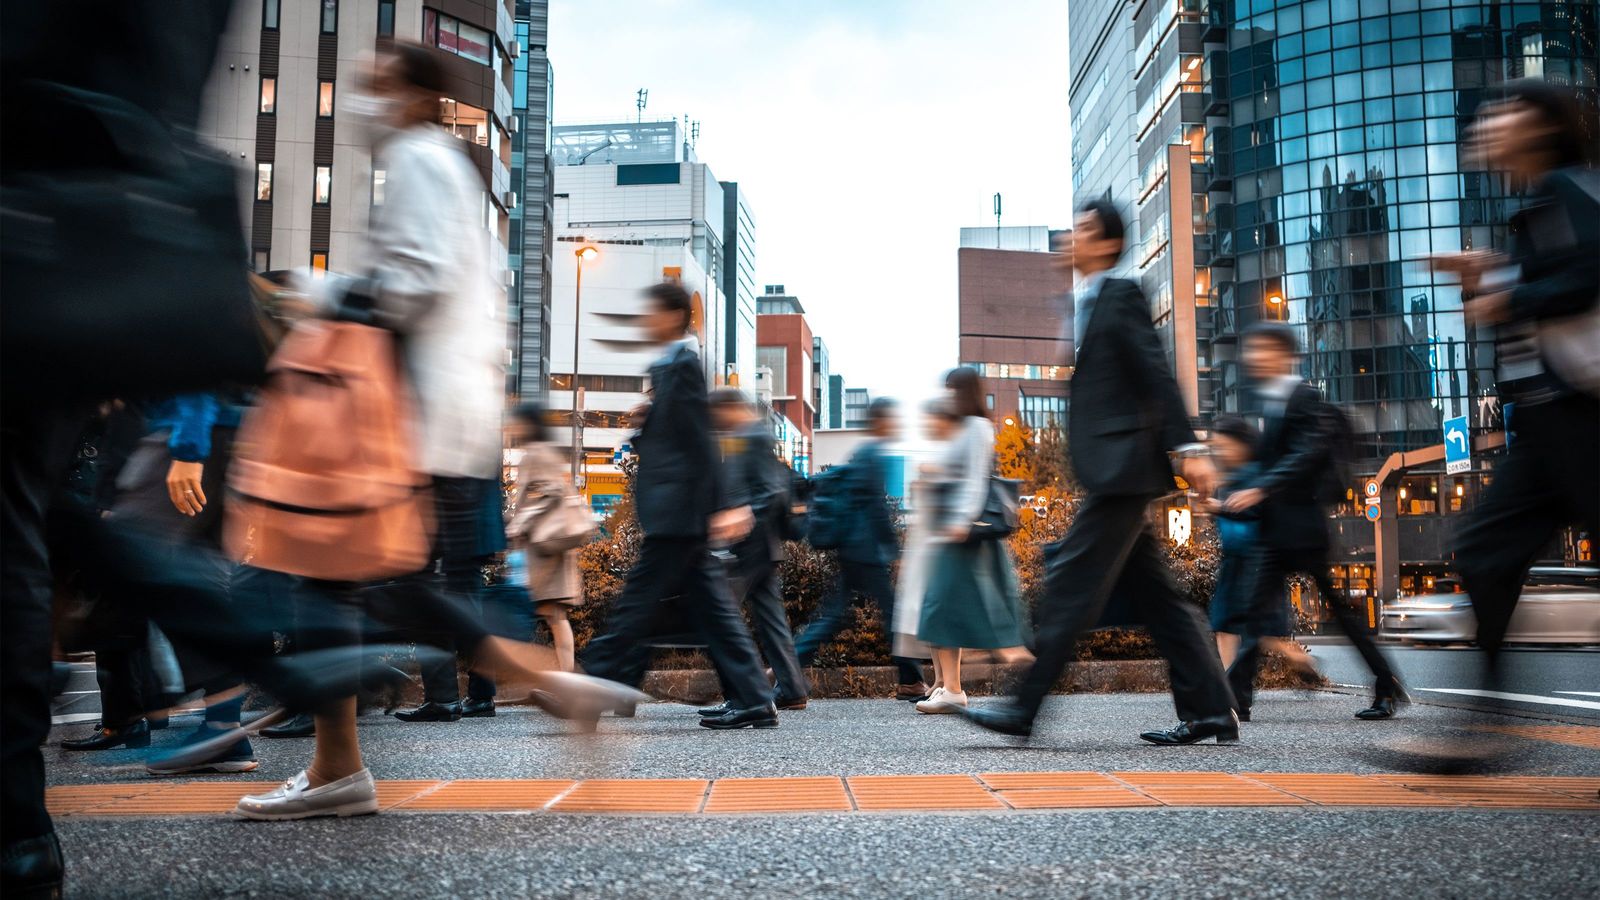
[838,439,898,567]
[144,392,242,462]
[1213,462,1260,554]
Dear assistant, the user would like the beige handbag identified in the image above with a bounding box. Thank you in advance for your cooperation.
[512,481,596,556]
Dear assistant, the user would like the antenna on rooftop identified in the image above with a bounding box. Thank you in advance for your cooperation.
[993,192,1003,247]
[690,120,700,149]
[636,88,648,122]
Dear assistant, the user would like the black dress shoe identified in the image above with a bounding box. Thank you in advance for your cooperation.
[958,701,1034,738]
[393,701,462,723]
[1356,696,1402,720]
[697,701,733,718]
[775,696,808,711]
[1237,708,1252,723]
[1139,712,1240,745]
[60,720,149,751]
[260,712,316,738]
[698,702,779,730]
[460,697,496,718]
[2,832,63,900]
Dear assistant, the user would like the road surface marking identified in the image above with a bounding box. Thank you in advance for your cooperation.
[1420,689,1600,710]
[1553,691,1600,698]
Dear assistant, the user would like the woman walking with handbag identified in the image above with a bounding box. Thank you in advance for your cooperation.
[506,401,595,672]
[915,368,1030,715]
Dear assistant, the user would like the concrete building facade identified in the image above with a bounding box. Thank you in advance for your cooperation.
[957,227,1071,432]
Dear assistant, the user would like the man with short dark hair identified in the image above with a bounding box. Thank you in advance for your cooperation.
[579,284,778,730]
[794,397,928,700]
[964,200,1237,744]
[1222,323,1402,720]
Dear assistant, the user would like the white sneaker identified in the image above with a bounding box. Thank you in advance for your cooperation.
[916,689,968,714]
[233,769,379,821]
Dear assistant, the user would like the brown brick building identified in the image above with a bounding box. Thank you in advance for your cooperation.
[957,239,1071,430]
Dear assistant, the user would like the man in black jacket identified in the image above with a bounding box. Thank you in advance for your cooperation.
[1222,323,1400,721]
[794,400,927,699]
[964,200,1236,744]
[579,283,777,729]
[701,389,808,711]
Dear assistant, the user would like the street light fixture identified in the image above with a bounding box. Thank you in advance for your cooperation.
[571,245,598,484]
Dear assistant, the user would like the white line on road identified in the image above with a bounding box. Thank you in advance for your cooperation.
[50,712,104,726]
[1420,689,1600,710]
[1553,691,1600,697]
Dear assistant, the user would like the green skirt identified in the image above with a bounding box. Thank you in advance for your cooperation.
[917,539,1028,650]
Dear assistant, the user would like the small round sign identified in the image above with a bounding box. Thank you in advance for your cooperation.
[1364,503,1382,522]
[1364,480,1380,498]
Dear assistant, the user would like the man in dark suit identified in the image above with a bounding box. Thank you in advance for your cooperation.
[578,283,777,729]
[1222,323,1401,720]
[963,200,1237,744]
[700,389,808,712]
[793,399,928,700]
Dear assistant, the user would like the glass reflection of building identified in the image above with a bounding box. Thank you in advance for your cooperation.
[1091,0,1600,589]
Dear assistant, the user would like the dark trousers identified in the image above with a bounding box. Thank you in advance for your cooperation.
[795,560,924,686]
[1456,394,1600,671]
[732,557,807,701]
[582,536,772,710]
[1226,545,1396,713]
[1014,493,1233,722]
[1,405,83,845]
[414,476,501,704]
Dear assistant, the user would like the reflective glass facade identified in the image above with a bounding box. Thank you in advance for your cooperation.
[1203,0,1599,459]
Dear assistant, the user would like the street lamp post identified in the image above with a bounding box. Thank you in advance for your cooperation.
[572,245,598,484]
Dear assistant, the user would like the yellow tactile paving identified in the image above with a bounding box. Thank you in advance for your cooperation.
[704,777,853,813]
[846,775,1006,811]
[44,772,1600,817]
[1480,725,1600,751]
[550,779,709,813]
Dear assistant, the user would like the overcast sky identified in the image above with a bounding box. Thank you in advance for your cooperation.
[549,0,1071,403]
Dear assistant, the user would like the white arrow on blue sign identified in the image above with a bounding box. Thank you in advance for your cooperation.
[1443,414,1470,474]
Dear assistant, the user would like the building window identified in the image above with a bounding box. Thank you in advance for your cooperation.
[1019,393,1067,431]
[311,252,328,275]
[253,250,269,272]
[255,163,273,201]
[318,81,335,118]
[757,346,788,396]
[320,0,338,34]
[986,394,995,410]
[423,7,492,66]
[313,165,332,204]
[262,0,279,30]
[371,169,386,206]
[258,76,276,114]
[377,0,395,37]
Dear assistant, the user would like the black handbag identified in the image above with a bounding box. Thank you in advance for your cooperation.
[966,475,1022,542]
[1,82,268,402]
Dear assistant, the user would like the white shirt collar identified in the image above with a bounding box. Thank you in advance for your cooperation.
[1076,270,1110,301]
[1259,373,1301,401]
[659,335,699,366]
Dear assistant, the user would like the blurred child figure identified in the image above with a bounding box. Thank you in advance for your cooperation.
[506,401,584,672]
[1204,415,1316,720]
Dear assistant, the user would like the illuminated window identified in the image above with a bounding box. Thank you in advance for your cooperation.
[313,165,332,204]
[318,81,335,118]
[253,250,269,272]
[259,76,276,114]
[311,252,328,276]
[423,7,492,66]
[255,163,272,201]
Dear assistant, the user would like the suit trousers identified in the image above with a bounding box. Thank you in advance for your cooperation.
[732,557,808,701]
[1226,545,1396,713]
[1455,394,1600,665]
[582,537,772,710]
[795,560,925,686]
[1014,493,1233,723]
[414,476,500,704]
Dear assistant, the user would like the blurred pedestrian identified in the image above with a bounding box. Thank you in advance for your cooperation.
[1202,414,1317,721]
[914,370,1029,715]
[795,398,929,701]
[578,283,778,730]
[962,200,1235,744]
[891,399,957,698]
[1221,323,1401,720]
[505,400,586,673]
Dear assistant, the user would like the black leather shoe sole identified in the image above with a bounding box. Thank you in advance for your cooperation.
[459,704,496,718]
[60,730,150,752]
[393,708,461,723]
[775,698,808,711]
[699,716,779,730]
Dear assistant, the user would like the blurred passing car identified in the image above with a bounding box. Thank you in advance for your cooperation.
[1381,567,1600,646]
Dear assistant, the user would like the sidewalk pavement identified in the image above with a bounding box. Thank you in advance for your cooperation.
[43,692,1600,898]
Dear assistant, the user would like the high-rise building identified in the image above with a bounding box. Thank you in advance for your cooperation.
[957,226,1071,431]
[721,181,759,389]
[547,118,730,471]
[756,286,815,472]
[811,335,831,434]
[842,387,872,430]
[509,0,555,398]
[200,0,517,294]
[826,374,846,429]
[1070,0,1142,262]
[1069,0,1600,591]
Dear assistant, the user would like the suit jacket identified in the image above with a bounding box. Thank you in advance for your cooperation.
[838,439,898,567]
[722,420,786,566]
[634,342,723,539]
[1253,381,1333,552]
[1066,277,1196,497]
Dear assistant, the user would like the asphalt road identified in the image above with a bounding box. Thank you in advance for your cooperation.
[1309,640,1600,722]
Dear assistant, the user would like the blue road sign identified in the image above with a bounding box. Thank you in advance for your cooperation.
[1443,414,1470,474]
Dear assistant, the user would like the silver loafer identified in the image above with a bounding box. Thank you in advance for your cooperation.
[233,768,379,821]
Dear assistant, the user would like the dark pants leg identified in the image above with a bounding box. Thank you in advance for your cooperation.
[94,645,152,728]
[793,566,854,666]
[847,562,924,686]
[739,559,808,701]
[1227,636,1261,714]
[1015,494,1233,723]
[2,406,83,846]
[583,537,772,709]
[416,477,501,704]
